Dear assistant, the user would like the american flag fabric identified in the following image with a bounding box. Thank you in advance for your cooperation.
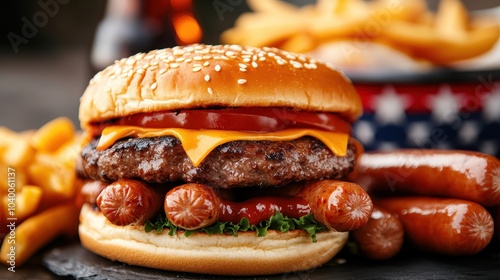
[352,83,500,158]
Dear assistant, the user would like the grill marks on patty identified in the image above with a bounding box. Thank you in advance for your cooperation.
[77,136,357,189]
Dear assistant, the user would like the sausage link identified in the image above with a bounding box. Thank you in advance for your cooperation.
[376,196,494,255]
[350,149,500,206]
[97,179,162,226]
[352,206,404,260]
[80,180,107,205]
[298,180,373,232]
[164,183,220,230]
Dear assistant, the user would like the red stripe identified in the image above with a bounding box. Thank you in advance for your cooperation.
[354,83,493,114]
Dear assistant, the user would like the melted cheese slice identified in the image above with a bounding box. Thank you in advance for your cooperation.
[97,126,349,167]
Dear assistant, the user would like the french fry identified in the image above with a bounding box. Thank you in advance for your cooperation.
[29,117,75,153]
[28,154,76,199]
[0,128,34,168]
[435,0,468,41]
[279,33,317,53]
[2,185,43,222]
[222,13,307,47]
[54,134,82,169]
[246,0,297,14]
[381,19,500,64]
[0,203,79,266]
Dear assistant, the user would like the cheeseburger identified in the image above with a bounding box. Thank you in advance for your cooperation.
[77,44,372,276]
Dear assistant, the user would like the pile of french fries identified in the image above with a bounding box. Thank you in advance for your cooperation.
[0,117,81,266]
[221,0,500,65]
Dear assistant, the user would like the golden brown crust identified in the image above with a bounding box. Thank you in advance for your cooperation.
[79,204,348,276]
[79,44,362,130]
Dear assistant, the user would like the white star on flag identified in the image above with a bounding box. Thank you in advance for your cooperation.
[483,87,500,122]
[429,86,462,124]
[374,87,408,125]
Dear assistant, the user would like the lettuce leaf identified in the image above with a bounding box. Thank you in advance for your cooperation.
[144,212,325,242]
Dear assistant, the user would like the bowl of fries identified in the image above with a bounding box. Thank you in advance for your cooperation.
[222,0,500,76]
[221,0,500,157]
[0,117,82,267]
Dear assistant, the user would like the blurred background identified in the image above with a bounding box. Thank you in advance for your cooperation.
[1,0,499,155]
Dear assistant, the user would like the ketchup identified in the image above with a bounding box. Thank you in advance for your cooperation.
[219,196,311,225]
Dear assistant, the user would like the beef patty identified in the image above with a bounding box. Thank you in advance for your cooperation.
[77,136,357,189]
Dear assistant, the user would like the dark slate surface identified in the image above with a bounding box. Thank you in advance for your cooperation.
[35,241,500,280]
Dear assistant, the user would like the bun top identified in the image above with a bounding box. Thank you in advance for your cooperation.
[79,44,362,129]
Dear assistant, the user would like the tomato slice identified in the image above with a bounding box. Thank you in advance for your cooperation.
[89,107,351,136]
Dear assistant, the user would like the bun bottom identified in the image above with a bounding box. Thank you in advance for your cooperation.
[79,204,348,276]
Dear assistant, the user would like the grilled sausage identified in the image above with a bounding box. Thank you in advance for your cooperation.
[97,179,163,226]
[352,206,404,260]
[351,150,500,206]
[376,196,494,255]
[298,180,373,232]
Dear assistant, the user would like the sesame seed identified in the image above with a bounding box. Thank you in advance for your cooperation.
[173,49,185,56]
[298,55,307,62]
[252,61,258,68]
[238,63,247,69]
[207,87,213,94]
[193,63,202,68]
[150,59,159,65]
[239,68,247,72]
[203,61,209,67]
[291,60,303,68]
[192,66,202,72]
[286,54,297,60]
[144,54,155,60]
[225,51,235,57]
[149,65,158,70]
[170,63,179,68]
[127,69,133,77]
[193,56,203,61]
[215,64,221,72]
[203,55,212,60]
[185,58,192,63]
[268,52,276,57]
[204,74,210,82]
[137,68,145,74]
[175,57,185,62]
[150,83,157,90]
[258,57,266,61]
[237,79,247,85]
[229,44,242,51]
[277,59,285,65]
[159,68,167,75]
[125,59,136,66]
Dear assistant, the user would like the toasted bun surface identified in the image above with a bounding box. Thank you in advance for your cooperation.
[79,44,362,129]
[79,204,348,276]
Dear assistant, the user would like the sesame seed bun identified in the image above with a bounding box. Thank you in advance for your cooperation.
[79,44,362,130]
[79,204,349,276]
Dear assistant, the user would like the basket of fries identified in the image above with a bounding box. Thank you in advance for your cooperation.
[222,0,500,157]
[0,117,82,267]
